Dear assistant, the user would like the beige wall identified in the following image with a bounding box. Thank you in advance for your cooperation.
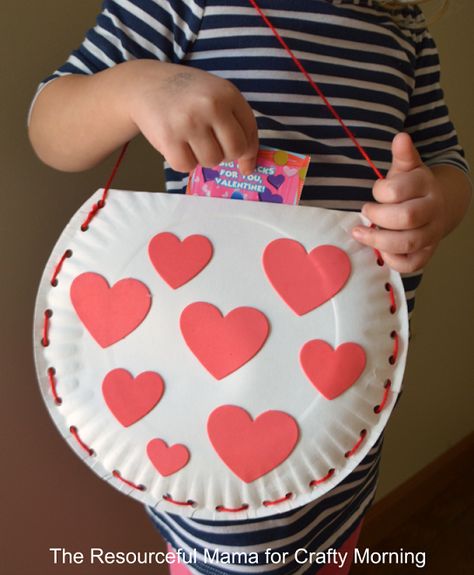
[1,1,472,572]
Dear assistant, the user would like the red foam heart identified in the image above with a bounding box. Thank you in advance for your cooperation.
[300,340,366,400]
[180,303,269,380]
[102,369,164,427]
[146,439,190,477]
[263,239,351,315]
[148,232,213,288]
[70,272,151,348]
[207,405,299,483]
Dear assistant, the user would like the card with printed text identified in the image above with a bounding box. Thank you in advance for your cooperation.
[186,147,310,205]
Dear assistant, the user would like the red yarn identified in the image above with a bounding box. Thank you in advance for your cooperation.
[390,331,399,364]
[247,0,384,181]
[69,426,94,456]
[47,367,61,405]
[41,309,52,347]
[163,494,195,507]
[385,282,397,314]
[309,467,336,487]
[345,429,367,458]
[50,249,72,286]
[263,493,293,507]
[374,380,392,414]
[80,143,129,231]
[216,503,250,513]
[113,470,145,491]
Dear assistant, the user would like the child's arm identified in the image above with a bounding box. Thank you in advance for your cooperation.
[352,132,471,273]
[28,60,259,174]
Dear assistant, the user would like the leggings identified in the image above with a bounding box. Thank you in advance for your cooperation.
[167,519,364,575]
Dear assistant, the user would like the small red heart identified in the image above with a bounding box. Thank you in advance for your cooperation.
[300,340,366,400]
[70,272,151,348]
[102,369,165,427]
[148,232,213,288]
[207,405,299,483]
[146,439,190,477]
[263,239,351,315]
[180,303,269,380]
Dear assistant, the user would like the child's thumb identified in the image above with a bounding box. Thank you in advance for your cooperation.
[388,132,423,176]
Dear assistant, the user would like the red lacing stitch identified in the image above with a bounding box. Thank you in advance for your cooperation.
[80,143,129,231]
[309,467,336,487]
[216,504,249,513]
[113,470,145,491]
[80,203,101,231]
[69,426,94,456]
[345,429,367,458]
[50,249,73,286]
[263,493,293,507]
[374,380,392,414]
[163,494,195,507]
[41,309,52,347]
[389,331,399,365]
[385,282,397,314]
[369,224,385,265]
[47,367,62,405]
[247,0,384,181]
[374,248,384,266]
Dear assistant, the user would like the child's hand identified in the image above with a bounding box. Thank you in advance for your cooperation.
[352,133,448,273]
[128,62,259,174]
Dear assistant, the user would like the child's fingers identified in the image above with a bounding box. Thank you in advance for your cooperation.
[238,153,259,176]
[161,140,199,173]
[238,135,260,175]
[372,170,428,204]
[189,128,225,168]
[352,224,438,254]
[388,132,423,177]
[379,246,436,274]
[232,102,259,174]
[362,197,432,230]
[213,114,249,163]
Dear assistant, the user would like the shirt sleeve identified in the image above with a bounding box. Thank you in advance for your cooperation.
[28,0,205,124]
[404,27,469,174]
[39,0,205,84]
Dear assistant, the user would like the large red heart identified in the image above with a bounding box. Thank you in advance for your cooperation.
[300,340,366,400]
[148,232,213,289]
[102,369,165,427]
[207,405,299,483]
[70,272,151,348]
[263,239,351,315]
[180,303,269,380]
[147,439,190,477]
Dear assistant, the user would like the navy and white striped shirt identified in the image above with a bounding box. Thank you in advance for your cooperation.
[38,2,468,572]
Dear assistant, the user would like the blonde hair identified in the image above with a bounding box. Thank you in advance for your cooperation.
[377,0,449,21]
[377,0,448,9]
[378,0,447,5]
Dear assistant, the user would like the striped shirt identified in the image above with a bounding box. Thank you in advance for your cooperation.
[39,2,467,573]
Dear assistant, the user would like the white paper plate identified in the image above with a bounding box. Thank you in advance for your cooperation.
[34,190,408,519]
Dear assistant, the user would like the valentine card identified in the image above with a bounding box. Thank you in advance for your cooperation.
[186,147,310,204]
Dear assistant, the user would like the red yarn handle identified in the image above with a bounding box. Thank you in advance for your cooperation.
[247,0,384,180]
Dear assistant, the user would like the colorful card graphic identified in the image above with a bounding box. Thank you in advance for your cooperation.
[186,147,310,205]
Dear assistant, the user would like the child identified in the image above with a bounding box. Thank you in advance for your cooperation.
[29,1,471,573]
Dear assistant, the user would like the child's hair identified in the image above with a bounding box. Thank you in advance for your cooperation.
[377,0,448,10]
[378,0,447,5]
[376,0,449,22]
